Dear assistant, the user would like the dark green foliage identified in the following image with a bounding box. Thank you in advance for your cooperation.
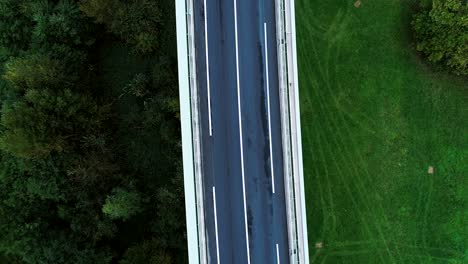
[0,0,185,263]
[412,0,468,75]
[0,0,33,53]
[80,0,161,53]
[0,88,102,158]
[0,155,113,264]
[28,0,95,48]
[3,53,73,91]
[0,0,95,55]
[153,171,187,254]
[120,239,171,264]
[102,187,143,220]
[0,253,22,264]
[77,0,115,24]
[123,73,150,97]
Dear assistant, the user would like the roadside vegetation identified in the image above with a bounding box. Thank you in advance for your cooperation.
[296,0,466,263]
[412,0,468,75]
[0,0,186,263]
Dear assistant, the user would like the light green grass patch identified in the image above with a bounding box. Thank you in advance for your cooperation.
[296,0,467,263]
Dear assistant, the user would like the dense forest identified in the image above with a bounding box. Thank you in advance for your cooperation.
[0,0,186,263]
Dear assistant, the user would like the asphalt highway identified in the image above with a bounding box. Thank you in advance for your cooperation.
[193,0,290,263]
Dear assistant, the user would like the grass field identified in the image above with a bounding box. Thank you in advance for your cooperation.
[296,0,467,263]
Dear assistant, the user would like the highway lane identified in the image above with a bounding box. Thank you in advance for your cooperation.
[193,0,289,263]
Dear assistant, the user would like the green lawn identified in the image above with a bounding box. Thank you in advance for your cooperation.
[296,1,467,263]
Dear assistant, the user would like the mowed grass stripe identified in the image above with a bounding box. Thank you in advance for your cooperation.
[304,76,391,262]
[310,82,398,263]
[297,0,467,263]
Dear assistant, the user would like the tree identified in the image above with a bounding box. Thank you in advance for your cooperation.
[120,239,171,264]
[0,154,114,264]
[151,169,187,256]
[78,0,115,24]
[412,0,468,75]
[3,54,73,91]
[102,187,143,220]
[0,0,186,262]
[28,0,95,48]
[0,88,101,158]
[123,73,150,98]
[0,0,33,53]
[80,0,161,53]
[1,0,95,55]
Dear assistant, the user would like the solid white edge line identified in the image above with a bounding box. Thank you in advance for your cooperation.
[264,22,275,194]
[212,187,220,264]
[233,1,251,263]
[276,243,280,264]
[204,0,213,136]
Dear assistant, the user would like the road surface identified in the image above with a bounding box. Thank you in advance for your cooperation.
[193,0,290,263]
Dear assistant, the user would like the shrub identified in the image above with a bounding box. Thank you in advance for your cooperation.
[0,0,33,53]
[123,73,149,97]
[412,0,468,75]
[120,239,171,264]
[0,89,100,158]
[80,0,161,53]
[28,0,96,49]
[78,0,115,24]
[102,187,143,220]
[3,53,71,91]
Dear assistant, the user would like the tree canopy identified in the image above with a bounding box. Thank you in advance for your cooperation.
[80,0,161,53]
[412,0,468,75]
[0,0,186,263]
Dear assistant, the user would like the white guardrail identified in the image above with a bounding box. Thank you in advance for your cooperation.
[177,0,309,263]
[176,0,207,263]
[276,0,310,263]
